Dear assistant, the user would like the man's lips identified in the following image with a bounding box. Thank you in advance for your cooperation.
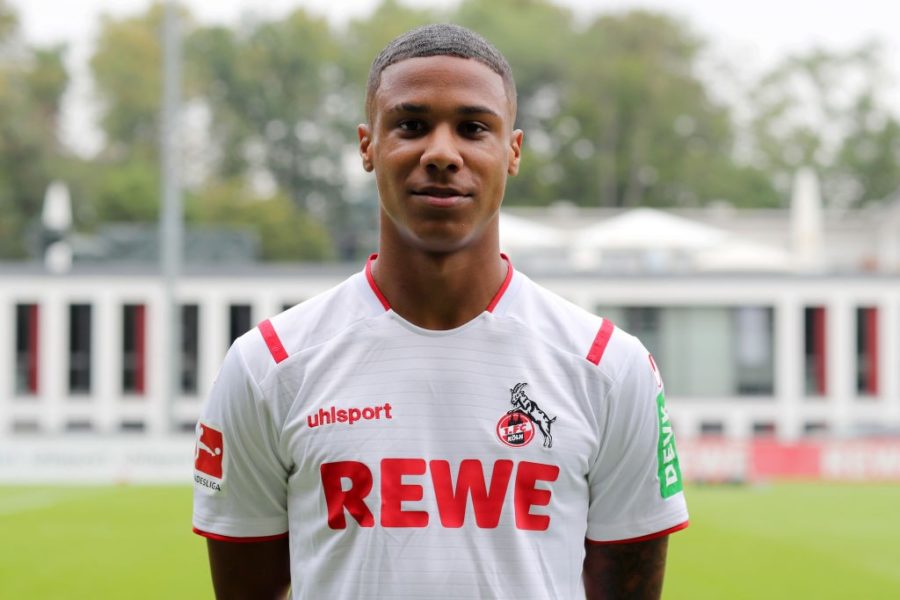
[413,186,468,197]
[410,187,471,207]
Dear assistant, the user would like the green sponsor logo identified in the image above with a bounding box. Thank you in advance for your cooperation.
[656,392,683,498]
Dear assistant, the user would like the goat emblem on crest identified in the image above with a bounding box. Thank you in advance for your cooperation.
[507,382,557,448]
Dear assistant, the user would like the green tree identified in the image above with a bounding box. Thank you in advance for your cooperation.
[339,0,441,116]
[81,3,170,236]
[553,10,776,208]
[747,43,900,207]
[187,9,342,210]
[451,0,579,207]
[0,0,69,257]
[187,180,334,261]
[0,0,15,41]
[91,159,161,222]
[836,101,900,204]
[187,8,361,257]
[88,3,336,260]
[90,3,188,160]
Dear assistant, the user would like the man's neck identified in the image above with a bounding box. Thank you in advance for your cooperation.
[371,243,509,331]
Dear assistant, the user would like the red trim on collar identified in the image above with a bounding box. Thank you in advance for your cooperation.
[486,253,514,313]
[364,253,515,313]
[365,254,391,310]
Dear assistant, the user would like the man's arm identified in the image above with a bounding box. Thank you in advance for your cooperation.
[582,536,669,600]
[207,538,291,600]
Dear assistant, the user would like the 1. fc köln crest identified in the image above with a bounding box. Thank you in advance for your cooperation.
[496,383,557,448]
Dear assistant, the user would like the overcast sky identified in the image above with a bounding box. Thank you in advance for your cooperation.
[11,0,900,155]
[17,0,897,57]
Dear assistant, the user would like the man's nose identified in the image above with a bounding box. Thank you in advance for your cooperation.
[420,124,463,172]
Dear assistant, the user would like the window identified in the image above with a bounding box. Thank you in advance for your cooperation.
[122,304,146,395]
[65,420,93,432]
[733,307,774,396]
[700,421,725,436]
[623,307,662,357]
[856,307,879,396]
[752,421,776,437]
[15,304,39,395]
[69,304,92,394]
[804,307,827,396]
[120,420,146,433]
[12,420,40,434]
[229,304,252,348]
[181,304,200,394]
[803,421,829,437]
[602,305,774,398]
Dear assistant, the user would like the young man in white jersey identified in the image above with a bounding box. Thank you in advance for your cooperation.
[193,24,688,599]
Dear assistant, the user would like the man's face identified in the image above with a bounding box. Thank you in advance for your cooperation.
[359,55,523,254]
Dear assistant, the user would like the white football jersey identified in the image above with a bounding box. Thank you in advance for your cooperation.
[193,256,688,599]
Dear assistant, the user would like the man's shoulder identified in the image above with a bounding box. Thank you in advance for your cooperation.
[499,272,647,377]
[501,271,600,327]
[232,271,384,375]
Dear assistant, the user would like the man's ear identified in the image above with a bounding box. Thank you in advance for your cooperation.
[508,129,524,176]
[358,124,374,172]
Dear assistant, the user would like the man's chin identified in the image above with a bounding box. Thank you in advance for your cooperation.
[399,228,485,255]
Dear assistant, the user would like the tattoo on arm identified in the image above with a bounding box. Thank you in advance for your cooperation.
[582,536,669,600]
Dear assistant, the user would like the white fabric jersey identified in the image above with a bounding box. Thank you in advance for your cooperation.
[193,257,688,599]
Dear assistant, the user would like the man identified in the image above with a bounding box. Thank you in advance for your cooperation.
[192,23,688,599]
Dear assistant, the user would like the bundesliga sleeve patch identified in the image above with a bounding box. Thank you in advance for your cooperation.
[194,422,224,494]
[656,393,683,498]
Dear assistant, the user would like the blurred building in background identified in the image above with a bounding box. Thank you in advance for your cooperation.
[2,174,900,482]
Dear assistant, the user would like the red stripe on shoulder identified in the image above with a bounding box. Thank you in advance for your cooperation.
[586,319,615,365]
[585,521,689,545]
[193,527,289,543]
[258,319,288,364]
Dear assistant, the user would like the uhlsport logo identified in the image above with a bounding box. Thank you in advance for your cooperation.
[496,383,557,448]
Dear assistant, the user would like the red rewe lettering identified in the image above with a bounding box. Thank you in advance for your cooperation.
[318,459,559,530]
[430,459,513,528]
[320,461,375,529]
[380,458,428,527]
[514,461,560,531]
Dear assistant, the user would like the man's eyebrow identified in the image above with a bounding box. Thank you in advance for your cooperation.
[388,102,429,114]
[457,105,502,118]
[387,103,501,118]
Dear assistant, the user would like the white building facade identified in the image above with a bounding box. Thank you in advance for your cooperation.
[3,264,899,443]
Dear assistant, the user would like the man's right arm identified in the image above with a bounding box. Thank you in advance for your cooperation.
[207,538,291,600]
[195,341,293,599]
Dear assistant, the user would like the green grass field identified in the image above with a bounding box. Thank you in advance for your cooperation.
[1,483,898,598]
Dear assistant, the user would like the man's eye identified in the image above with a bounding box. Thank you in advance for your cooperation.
[398,120,425,132]
[461,122,488,135]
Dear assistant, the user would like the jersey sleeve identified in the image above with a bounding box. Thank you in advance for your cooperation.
[192,341,291,541]
[585,344,689,543]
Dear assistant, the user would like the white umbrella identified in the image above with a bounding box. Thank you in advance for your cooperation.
[694,240,793,272]
[499,211,567,251]
[575,208,727,251]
